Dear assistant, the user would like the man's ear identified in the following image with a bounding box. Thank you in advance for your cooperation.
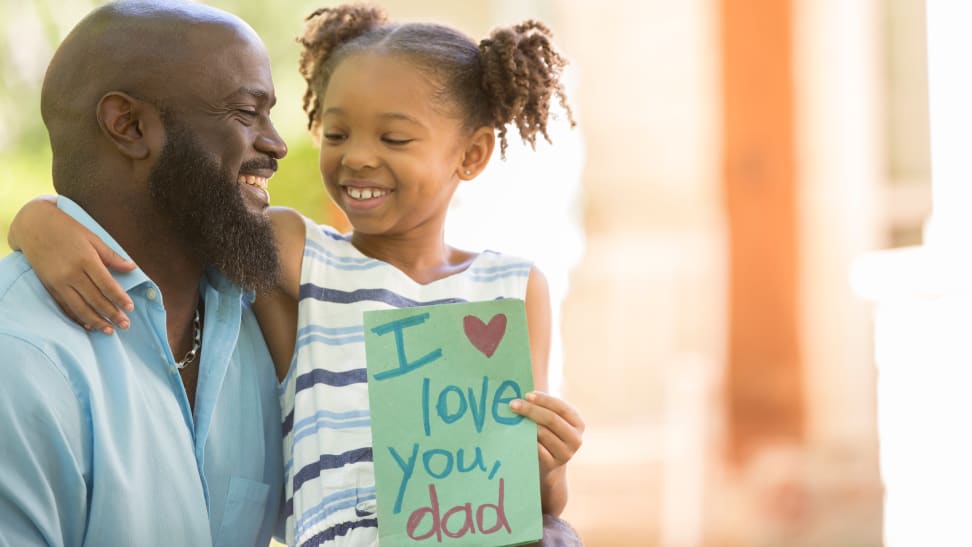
[457,126,495,180]
[96,92,156,160]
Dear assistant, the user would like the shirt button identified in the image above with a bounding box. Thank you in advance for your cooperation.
[146,287,158,301]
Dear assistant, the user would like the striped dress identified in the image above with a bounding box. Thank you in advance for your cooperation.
[280,219,533,547]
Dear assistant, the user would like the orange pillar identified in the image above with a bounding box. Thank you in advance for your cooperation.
[721,0,804,464]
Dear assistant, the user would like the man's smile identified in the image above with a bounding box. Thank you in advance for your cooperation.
[239,174,270,205]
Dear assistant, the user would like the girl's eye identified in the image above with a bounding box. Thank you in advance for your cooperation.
[323,132,347,142]
[383,136,413,145]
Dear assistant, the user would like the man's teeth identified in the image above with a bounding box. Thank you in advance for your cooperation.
[347,187,388,200]
[238,175,268,190]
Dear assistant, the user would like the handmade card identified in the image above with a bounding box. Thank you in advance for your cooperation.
[364,299,542,546]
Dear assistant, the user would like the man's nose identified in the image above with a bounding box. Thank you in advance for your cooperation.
[256,121,288,160]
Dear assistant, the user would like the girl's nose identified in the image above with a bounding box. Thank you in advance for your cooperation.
[340,139,379,170]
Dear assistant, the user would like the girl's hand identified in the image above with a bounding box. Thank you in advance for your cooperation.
[511,391,585,476]
[10,198,136,334]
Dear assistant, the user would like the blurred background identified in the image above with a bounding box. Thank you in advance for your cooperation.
[5,0,968,545]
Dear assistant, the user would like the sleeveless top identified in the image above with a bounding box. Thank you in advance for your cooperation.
[280,219,533,547]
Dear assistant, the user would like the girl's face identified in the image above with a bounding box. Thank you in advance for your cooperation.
[317,52,470,240]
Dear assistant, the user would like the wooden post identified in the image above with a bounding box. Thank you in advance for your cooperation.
[721,0,804,464]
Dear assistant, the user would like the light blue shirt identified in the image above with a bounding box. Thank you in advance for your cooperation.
[0,197,283,546]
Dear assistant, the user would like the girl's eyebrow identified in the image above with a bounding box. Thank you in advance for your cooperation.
[322,107,426,127]
[378,112,422,125]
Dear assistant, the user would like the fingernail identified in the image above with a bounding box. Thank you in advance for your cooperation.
[526,392,538,401]
[102,327,114,335]
[118,320,130,330]
[125,302,135,312]
[510,399,523,411]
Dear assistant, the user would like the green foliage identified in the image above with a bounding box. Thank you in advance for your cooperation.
[0,149,54,252]
[0,0,344,252]
[271,139,345,228]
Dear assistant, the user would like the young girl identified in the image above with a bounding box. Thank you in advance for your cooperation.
[10,4,584,546]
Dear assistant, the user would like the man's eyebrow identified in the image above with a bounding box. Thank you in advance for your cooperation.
[226,87,276,107]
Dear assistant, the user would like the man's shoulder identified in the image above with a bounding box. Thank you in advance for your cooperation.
[0,251,34,297]
[0,320,83,415]
[0,256,102,412]
[0,252,63,317]
[0,252,87,352]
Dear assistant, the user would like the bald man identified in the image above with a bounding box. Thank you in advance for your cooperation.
[0,1,288,545]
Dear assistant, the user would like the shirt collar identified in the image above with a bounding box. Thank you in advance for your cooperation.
[57,196,150,294]
[200,267,251,303]
[57,196,254,302]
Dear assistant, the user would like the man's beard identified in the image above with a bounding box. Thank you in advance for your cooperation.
[148,117,280,293]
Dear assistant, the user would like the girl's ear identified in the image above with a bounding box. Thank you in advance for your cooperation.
[95,92,158,160]
[457,126,495,180]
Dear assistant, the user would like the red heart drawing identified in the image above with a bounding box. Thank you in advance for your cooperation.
[463,313,508,358]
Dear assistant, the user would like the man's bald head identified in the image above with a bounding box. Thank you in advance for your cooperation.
[42,0,265,197]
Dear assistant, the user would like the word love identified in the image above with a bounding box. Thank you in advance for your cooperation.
[421,375,523,436]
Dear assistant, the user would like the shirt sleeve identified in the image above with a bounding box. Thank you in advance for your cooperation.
[0,334,89,547]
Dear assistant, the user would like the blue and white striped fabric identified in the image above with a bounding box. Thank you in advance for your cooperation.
[280,219,532,547]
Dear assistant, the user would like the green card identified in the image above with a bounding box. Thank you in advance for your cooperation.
[364,299,542,546]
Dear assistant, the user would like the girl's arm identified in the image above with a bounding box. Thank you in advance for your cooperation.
[525,267,552,392]
[8,197,306,383]
[7,196,136,334]
[515,266,585,516]
[253,206,306,381]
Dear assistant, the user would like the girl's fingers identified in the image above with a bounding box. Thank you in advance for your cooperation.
[80,272,130,330]
[93,238,137,273]
[537,442,557,472]
[61,286,115,334]
[510,392,585,470]
[89,236,135,315]
[52,292,88,332]
[525,391,586,432]
[511,393,585,442]
[536,424,575,465]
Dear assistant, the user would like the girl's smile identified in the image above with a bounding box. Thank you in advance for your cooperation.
[341,182,392,210]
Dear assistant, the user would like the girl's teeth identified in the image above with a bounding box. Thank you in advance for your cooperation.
[348,187,386,200]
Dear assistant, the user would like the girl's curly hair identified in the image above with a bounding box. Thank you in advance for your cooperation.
[297,3,575,156]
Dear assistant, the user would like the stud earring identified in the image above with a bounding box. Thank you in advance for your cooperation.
[464,170,472,175]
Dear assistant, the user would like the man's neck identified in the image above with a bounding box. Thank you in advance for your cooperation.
[85,199,205,338]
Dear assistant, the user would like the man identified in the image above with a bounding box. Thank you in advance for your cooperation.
[0,1,288,545]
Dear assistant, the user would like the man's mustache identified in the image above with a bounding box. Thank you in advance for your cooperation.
[240,157,278,173]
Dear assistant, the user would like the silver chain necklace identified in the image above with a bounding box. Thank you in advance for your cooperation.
[176,308,201,370]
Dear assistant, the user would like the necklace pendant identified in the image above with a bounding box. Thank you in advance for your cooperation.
[175,307,202,369]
